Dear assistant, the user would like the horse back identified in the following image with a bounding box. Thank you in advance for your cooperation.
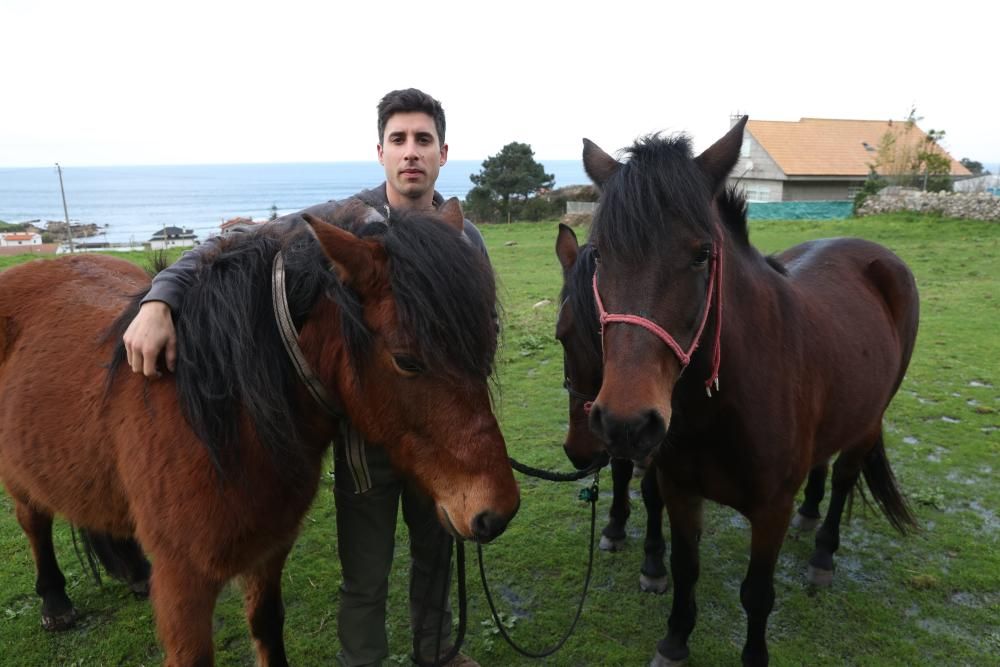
[777,238,919,448]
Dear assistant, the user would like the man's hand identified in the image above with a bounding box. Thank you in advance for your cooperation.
[123,301,177,378]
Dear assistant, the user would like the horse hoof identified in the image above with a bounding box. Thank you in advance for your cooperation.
[639,573,670,594]
[599,535,626,551]
[807,564,834,587]
[791,513,820,532]
[649,650,687,666]
[41,608,78,631]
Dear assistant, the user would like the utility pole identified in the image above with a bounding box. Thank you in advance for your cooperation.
[55,163,75,253]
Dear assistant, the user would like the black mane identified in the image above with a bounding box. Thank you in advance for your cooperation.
[107,210,497,480]
[590,134,715,261]
[561,242,602,358]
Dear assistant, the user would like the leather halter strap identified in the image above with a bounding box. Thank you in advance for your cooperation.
[592,234,724,397]
[271,252,342,416]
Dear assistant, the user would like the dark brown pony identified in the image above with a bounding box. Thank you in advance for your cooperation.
[580,119,919,666]
[554,224,668,594]
[0,199,519,666]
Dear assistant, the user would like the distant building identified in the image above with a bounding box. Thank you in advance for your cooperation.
[220,216,255,234]
[953,174,1000,196]
[148,226,198,250]
[730,117,972,202]
[0,232,42,246]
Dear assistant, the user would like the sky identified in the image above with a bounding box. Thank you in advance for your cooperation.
[2,0,998,169]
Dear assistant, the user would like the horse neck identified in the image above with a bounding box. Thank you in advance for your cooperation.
[678,230,789,401]
[292,298,351,445]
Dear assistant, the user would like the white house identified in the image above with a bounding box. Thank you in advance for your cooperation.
[148,226,199,250]
[0,232,42,246]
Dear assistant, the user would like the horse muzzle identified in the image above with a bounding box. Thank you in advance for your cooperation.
[588,403,668,462]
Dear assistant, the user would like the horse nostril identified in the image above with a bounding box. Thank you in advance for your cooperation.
[636,409,667,453]
[471,510,510,544]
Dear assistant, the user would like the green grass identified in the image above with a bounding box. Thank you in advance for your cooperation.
[1,214,997,666]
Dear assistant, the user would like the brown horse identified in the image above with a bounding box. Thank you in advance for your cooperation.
[555,224,668,594]
[0,199,519,666]
[580,119,919,666]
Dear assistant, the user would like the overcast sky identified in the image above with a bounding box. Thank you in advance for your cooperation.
[3,0,998,169]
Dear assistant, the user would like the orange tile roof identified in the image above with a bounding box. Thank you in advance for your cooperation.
[746,118,971,178]
[2,233,37,241]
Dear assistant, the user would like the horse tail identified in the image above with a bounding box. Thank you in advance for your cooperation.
[865,255,920,394]
[860,433,917,535]
[76,528,151,595]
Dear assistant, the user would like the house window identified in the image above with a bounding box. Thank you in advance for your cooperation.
[744,186,771,202]
[741,138,751,158]
[847,185,863,199]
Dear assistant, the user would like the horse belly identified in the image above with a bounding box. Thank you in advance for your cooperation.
[788,241,917,461]
[110,402,326,579]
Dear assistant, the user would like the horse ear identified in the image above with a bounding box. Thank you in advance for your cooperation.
[582,138,620,189]
[695,115,747,193]
[438,197,465,233]
[302,212,373,286]
[555,223,579,271]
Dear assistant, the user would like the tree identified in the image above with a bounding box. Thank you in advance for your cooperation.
[917,129,953,192]
[960,158,987,176]
[469,142,555,223]
[872,107,953,191]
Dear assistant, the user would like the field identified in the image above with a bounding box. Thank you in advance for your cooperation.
[0,213,997,666]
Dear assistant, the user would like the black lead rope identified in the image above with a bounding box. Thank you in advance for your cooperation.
[477,470,600,659]
[411,444,605,664]
[507,451,608,482]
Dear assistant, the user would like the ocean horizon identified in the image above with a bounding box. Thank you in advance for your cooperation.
[0,160,591,245]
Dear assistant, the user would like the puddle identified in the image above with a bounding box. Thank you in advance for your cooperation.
[969,500,1000,534]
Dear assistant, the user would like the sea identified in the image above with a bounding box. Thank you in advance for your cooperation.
[0,160,591,245]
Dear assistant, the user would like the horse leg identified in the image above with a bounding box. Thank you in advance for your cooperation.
[150,556,224,667]
[14,501,77,630]
[651,491,702,667]
[808,449,866,588]
[242,544,293,667]
[740,503,793,667]
[639,466,668,594]
[599,457,633,551]
[791,463,827,533]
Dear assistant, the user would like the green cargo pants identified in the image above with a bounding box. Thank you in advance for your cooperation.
[333,425,455,667]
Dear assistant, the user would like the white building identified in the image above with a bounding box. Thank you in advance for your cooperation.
[953,174,1000,196]
[148,226,199,250]
[0,232,42,246]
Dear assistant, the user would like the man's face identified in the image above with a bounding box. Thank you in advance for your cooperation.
[378,111,448,206]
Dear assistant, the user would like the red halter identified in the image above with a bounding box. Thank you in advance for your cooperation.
[592,235,724,397]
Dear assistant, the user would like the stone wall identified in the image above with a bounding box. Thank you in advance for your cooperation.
[857,188,1000,221]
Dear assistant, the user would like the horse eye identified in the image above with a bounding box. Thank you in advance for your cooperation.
[693,246,712,267]
[392,354,425,375]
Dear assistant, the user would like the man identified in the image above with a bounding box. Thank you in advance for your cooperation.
[123,88,483,667]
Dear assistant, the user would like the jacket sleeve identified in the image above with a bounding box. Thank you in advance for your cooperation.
[141,236,223,311]
[141,201,349,312]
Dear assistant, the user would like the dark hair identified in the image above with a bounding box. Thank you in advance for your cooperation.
[377,88,446,145]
